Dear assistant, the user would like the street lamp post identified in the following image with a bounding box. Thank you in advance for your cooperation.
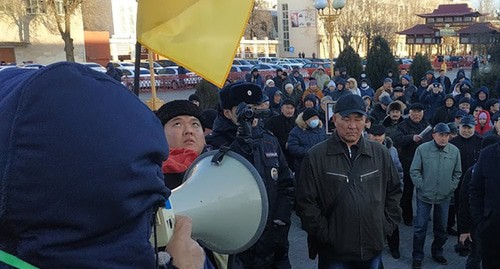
[314,0,345,77]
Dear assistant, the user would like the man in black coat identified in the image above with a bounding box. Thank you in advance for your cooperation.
[394,103,431,226]
[470,138,500,269]
[458,135,500,268]
[435,69,452,94]
[449,115,483,236]
[265,99,297,171]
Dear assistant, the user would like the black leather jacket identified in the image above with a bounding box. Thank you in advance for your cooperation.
[296,131,402,261]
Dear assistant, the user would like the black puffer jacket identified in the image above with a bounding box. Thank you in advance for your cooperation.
[296,132,402,261]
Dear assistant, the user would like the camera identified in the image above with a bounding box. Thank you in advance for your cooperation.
[236,102,271,122]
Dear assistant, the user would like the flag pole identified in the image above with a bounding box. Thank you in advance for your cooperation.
[145,51,164,110]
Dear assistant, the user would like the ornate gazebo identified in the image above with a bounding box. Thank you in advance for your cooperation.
[398,4,491,56]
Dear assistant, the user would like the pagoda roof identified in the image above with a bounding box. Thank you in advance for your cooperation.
[398,24,438,35]
[457,22,500,34]
[417,4,483,18]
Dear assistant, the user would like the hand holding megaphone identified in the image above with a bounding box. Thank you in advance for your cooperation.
[152,150,269,255]
[165,215,205,269]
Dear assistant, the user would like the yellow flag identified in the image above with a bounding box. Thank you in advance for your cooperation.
[137,0,254,88]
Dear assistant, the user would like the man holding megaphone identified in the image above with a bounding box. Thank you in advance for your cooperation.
[0,62,204,269]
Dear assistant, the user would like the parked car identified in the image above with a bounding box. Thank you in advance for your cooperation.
[257,57,279,63]
[245,59,261,65]
[18,63,45,69]
[395,58,413,70]
[78,62,106,73]
[276,58,303,69]
[0,65,17,72]
[139,61,164,74]
[157,66,201,89]
[156,59,177,67]
[233,59,252,67]
[250,63,284,71]
[118,67,161,90]
[230,65,252,73]
[111,61,135,69]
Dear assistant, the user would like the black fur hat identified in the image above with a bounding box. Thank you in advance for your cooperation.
[156,100,204,127]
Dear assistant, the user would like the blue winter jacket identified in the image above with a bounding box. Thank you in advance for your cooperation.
[0,63,169,268]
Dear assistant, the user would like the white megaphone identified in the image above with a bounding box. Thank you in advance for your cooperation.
[151,150,269,254]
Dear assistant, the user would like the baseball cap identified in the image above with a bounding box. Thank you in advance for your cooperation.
[433,122,450,134]
[334,94,367,117]
[460,115,476,127]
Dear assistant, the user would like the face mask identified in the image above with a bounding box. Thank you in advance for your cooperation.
[308,119,320,128]
[361,83,367,88]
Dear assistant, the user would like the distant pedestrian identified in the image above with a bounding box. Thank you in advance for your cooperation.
[105,62,122,82]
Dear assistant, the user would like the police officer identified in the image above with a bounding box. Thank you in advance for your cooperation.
[206,82,294,269]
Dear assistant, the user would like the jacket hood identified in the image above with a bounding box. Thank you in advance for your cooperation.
[443,94,456,106]
[475,86,489,99]
[0,62,168,267]
[296,111,323,130]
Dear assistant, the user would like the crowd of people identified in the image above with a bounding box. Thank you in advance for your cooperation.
[191,65,500,269]
[1,61,499,269]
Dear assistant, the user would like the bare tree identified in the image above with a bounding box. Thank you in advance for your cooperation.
[0,0,41,43]
[245,0,274,39]
[45,0,82,62]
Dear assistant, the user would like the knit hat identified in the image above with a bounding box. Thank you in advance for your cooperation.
[387,101,403,113]
[409,102,425,111]
[458,97,471,105]
[327,80,336,88]
[281,99,296,107]
[369,124,386,135]
[401,75,411,83]
[393,87,403,93]
[219,81,262,109]
[304,94,318,106]
[380,95,392,106]
[156,100,204,126]
[302,108,319,121]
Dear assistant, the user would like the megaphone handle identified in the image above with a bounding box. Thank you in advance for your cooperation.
[152,200,176,248]
[163,199,176,244]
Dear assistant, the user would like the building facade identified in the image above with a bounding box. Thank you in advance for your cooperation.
[0,0,85,65]
[275,0,475,59]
